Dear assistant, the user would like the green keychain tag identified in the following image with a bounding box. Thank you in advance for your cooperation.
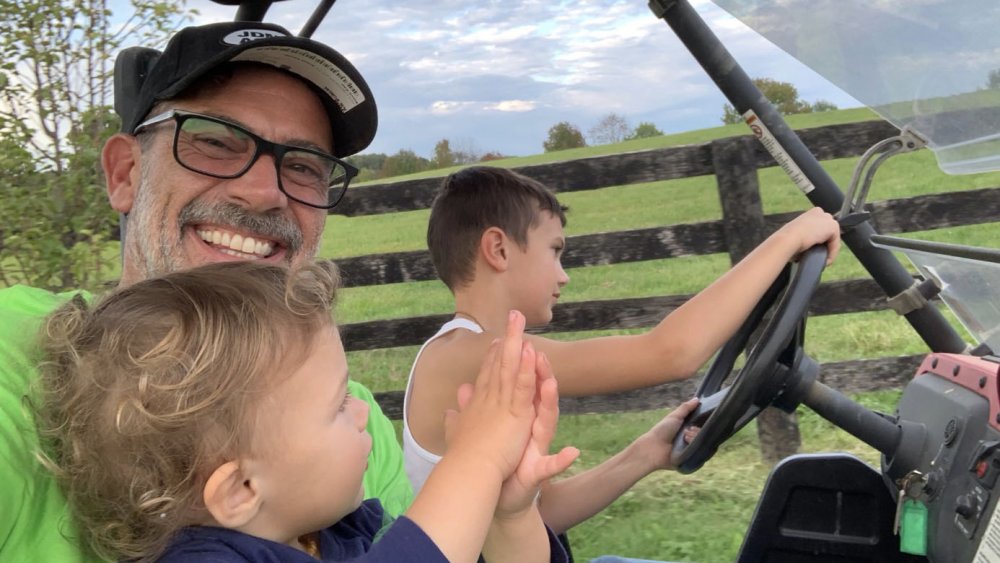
[899,499,928,556]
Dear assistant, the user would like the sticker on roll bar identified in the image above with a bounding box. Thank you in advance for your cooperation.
[743,110,815,195]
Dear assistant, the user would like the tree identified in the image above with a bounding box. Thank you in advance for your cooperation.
[810,100,839,112]
[346,152,388,172]
[543,122,586,152]
[432,139,456,169]
[720,77,814,124]
[588,112,630,145]
[988,68,1000,90]
[380,149,431,178]
[0,0,188,290]
[721,104,743,125]
[625,121,664,140]
[346,152,387,183]
[756,78,812,115]
[479,151,506,162]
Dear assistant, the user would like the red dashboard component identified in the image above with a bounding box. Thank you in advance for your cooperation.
[919,354,1000,432]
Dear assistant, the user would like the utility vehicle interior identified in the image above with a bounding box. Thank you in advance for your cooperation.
[650,1,1000,561]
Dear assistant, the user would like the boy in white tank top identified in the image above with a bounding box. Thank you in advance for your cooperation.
[405,166,841,534]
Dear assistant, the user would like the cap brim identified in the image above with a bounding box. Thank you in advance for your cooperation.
[158,38,376,157]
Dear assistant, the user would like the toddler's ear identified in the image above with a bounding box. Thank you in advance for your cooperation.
[203,460,262,529]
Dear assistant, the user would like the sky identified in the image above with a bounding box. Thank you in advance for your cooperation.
[182,0,863,159]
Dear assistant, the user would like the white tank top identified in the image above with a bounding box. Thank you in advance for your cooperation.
[402,317,483,494]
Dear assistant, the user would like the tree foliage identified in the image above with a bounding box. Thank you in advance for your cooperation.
[720,77,833,124]
[543,121,587,152]
[721,104,744,125]
[626,121,664,140]
[380,149,431,178]
[588,112,630,145]
[432,139,456,169]
[346,152,388,173]
[479,151,506,162]
[430,138,483,169]
[0,0,188,290]
[988,68,1000,90]
[810,100,839,113]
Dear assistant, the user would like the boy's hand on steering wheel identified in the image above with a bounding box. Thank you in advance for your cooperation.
[634,398,701,471]
[777,207,842,266]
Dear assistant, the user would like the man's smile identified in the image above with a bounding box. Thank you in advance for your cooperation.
[195,226,279,259]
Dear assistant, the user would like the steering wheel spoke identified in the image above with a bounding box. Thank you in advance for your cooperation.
[672,245,829,474]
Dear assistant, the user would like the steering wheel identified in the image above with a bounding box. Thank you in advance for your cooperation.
[670,244,829,474]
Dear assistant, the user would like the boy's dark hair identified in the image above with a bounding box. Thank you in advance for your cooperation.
[427,166,567,291]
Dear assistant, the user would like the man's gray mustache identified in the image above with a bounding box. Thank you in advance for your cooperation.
[178,202,303,253]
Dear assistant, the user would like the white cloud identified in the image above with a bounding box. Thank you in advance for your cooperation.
[487,100,537,112]
[430,101,475,115]
[148,0,861,157]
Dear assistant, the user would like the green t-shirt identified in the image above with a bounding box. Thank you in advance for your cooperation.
[0,285,413,561]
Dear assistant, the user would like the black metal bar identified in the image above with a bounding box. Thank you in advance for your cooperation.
[872,234,1000,264]
[804,381,901,459]
[649,0,967,354]
[299,0,336,38]
[803,380,926,479]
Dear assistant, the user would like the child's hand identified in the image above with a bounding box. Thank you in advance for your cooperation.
[443,310,540,482]
[776,206,841,266]
[495,353,579,520]
[633,398,701,471]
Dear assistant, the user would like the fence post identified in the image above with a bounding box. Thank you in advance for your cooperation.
[711,136,802,466]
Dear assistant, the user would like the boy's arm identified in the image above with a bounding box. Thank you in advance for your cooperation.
[537,399,699,533]
[349,380,415,516]
[483,505,558,563]
[531,207,841,395]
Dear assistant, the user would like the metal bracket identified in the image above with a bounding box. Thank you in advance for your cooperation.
[839,126,928,219]
[886,277,941,316]
[837,211,871,234]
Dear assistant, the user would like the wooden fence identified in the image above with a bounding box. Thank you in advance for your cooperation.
[329,119,1000,420]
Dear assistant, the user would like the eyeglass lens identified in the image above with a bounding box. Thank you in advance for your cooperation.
[175,116,347,208]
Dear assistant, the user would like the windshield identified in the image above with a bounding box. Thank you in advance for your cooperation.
[711,0,1000,175]
[872,236,1000,353]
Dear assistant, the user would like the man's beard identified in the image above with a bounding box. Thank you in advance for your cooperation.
[124,168,312,281]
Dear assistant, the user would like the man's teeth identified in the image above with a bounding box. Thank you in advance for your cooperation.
[196,230,275,257]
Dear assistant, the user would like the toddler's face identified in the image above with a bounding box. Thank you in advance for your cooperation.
[250,324,371,538]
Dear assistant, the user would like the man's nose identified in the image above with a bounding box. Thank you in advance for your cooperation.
[224,153,288,212]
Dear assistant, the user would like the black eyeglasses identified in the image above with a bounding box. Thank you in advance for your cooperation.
[133,110,359,210]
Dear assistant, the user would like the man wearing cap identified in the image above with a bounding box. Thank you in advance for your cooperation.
[0,21,412,561]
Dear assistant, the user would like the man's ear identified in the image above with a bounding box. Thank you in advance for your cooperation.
[102,133,142,213]
[480,226,509,272]
[203,461,262,529]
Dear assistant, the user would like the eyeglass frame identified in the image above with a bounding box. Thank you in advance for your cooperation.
[132,109,359,210]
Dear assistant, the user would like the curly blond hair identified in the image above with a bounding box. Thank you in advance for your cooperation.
[33,261,340,561]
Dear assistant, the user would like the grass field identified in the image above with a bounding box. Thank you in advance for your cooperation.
[326,108,1000,561]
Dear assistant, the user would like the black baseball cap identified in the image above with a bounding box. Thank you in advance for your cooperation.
[115,21,376,157]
